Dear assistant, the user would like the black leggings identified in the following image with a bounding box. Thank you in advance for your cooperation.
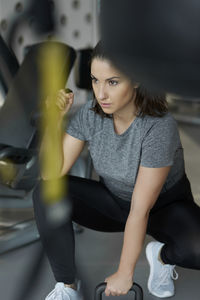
[32,173,200,284]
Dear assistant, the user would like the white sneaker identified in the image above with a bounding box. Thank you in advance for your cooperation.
[45,280,84,300]
[146,241,178,298]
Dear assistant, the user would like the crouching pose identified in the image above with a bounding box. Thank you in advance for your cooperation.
[33,42,200,299]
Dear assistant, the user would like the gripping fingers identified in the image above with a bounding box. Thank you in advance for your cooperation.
[105,287,118,297]
[57,89,73,111]
[56,93,68,110]
[45,89,73,115]
[105,283,126,296]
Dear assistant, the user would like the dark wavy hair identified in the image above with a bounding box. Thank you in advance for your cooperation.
[90,41,168,118]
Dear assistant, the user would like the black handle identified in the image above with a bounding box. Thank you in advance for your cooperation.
[64,88,73,94]
[94,282,143,300]
[0,144,36,163]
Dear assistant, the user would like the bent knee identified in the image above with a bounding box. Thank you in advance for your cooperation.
[177,243,200,269]
[185,246,200,269]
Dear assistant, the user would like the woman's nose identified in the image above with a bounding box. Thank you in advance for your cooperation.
[97,85,107,100]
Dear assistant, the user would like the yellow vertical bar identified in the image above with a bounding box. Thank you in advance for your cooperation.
[38,42,68,205]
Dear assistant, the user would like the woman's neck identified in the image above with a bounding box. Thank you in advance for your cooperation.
[113,110,137,124]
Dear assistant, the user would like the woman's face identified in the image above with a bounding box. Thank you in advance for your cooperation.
[91,58,137,117]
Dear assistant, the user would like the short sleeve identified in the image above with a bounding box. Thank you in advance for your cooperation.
[66,101,91,141]
[140,116,181,168]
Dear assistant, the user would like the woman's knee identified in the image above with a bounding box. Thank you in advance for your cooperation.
[32,180,52,235]
[183,243,200,269]
[165,240,200,269]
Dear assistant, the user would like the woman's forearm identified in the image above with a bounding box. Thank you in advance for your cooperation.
[118,211,149,277]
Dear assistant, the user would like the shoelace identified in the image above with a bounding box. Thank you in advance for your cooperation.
[46,283,71,300]
[154,265,179,290]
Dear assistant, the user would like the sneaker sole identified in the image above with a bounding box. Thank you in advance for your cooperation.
[146,242,174,298]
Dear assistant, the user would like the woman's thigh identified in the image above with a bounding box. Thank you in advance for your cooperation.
[68,175,128,231]
[147,200,200,267]
[33,175,128,232]
[148,199,200,240]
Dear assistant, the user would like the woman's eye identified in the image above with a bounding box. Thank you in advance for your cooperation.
[91,77,98,84]
[109,80,118,86]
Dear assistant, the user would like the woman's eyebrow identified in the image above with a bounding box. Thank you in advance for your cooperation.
[106,76,120,80]
[90,74,120,80]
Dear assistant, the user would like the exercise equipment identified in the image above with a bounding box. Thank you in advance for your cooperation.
[75,48,93,91]
[94,282,143,300]
[7,0,54,52]
[0,34,19,96]
[0,40,76,253]
[100,0,200,98]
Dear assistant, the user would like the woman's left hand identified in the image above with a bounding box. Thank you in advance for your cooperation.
[104,271,133,296]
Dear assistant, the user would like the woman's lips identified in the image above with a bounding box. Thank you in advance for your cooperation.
[101,102,111,107]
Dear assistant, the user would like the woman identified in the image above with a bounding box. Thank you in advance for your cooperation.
[33,42,200,299]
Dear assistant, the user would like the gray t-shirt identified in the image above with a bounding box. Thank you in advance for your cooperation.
[66,100,185,201]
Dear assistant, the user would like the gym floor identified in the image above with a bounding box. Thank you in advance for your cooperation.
[0,121,199,300]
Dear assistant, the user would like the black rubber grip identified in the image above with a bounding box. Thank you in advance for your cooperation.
[94,282,143,300]
[64,88,73,94]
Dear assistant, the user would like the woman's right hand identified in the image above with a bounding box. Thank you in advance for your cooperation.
[46,88,74,118]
